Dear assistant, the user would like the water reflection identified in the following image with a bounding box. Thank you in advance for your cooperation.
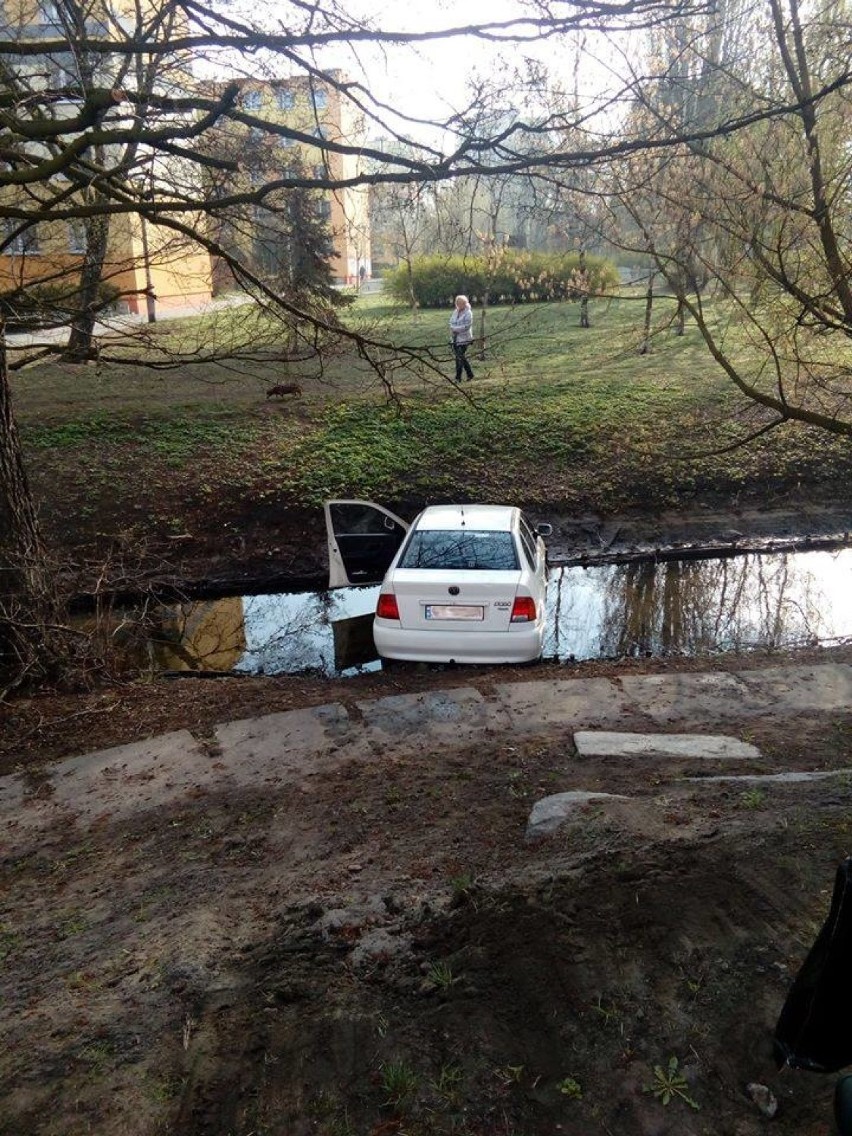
[545,550,852,660]
[235,588,380,675]
[154,548,852,677]
[156,587,381,677]
[153,595,247,672]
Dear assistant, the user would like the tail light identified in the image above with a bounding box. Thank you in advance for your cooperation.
[510,596,537,623]
[376,592,400,620]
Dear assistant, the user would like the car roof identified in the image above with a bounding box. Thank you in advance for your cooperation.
[415,504,517,532]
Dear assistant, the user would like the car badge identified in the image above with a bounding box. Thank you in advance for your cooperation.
[448,586,460,595]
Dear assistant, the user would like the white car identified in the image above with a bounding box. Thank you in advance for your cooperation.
[324,500,552,664]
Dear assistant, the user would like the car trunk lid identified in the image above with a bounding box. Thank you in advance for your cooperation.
[390,570,524,631]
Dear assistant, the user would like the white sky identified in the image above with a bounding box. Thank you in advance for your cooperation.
[329,0,622,135]
[204,0,625,145]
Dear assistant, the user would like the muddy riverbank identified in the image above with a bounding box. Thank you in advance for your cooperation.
[60,492,852,604]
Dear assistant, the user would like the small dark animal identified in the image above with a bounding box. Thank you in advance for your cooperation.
[266,382,303,399]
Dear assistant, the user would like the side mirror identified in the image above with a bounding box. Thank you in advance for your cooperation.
[535,523,553,538]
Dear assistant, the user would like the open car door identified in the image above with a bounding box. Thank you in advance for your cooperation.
[324,500,409,588]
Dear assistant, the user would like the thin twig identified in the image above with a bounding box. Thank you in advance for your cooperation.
[11,701,121,747]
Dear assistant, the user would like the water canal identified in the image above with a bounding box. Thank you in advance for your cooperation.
[149,546,852,677]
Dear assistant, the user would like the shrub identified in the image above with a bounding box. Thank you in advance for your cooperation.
[384,251,619,308]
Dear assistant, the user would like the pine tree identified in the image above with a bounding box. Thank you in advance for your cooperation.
[282,185,345,308]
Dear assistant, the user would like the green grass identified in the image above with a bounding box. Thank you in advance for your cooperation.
[11,291,852,545]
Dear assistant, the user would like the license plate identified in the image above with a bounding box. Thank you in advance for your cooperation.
[425,604,484,621]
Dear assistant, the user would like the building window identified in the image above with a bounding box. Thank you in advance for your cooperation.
[276,89,295,110]
[4,224,40,255]
[67,220,86,253]
[312,89,327,110]
[312,126,327,141]
[313,163,326,180]
[280,135,295,148]
[316,198,332,220]
[242,89,262,110]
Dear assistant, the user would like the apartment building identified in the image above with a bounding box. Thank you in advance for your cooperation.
[208,72,371,291]
[0,0,215,319]
[1,1,369,320]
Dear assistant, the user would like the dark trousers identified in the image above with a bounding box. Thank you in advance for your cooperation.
[454,342,474,381]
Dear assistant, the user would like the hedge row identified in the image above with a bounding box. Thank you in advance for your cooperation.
[384,251,619,308]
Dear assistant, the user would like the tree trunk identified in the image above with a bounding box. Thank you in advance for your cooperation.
[578,250,591,327]
[64,211,110,363]
[405,260,417,314]
[675,296,686,335]
[0,321,63,691]
[639,273,655,354]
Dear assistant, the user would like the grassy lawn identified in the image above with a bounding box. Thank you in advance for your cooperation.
[11,291,852,553]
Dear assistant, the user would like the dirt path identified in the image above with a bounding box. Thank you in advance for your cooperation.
[3,660,852,1135]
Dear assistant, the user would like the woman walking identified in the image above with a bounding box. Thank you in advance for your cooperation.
[449,294,474,382]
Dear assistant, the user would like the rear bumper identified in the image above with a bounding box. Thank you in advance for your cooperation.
[373,619,544,664]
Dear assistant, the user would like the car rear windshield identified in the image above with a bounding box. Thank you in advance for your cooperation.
[398,530,520,571]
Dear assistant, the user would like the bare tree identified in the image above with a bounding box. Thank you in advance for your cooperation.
[603,0,852,434]
[2,0,851,689]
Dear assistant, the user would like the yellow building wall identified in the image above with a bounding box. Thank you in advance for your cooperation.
[0,210,213,316]
[108,212,213,315]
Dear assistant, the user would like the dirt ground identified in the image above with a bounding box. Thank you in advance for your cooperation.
[2,644,852,1136]
[3,496,852,1135]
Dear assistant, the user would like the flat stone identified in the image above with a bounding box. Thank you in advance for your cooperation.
[494,678,628,732]
[687,768,852,784]
[574,731,760,759]
[1,731,213,841]
[526,791,630,839]
[0,775,26,819]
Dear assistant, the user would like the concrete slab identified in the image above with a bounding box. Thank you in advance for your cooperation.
[736,664,852,713]
[215,703,358,780]
[1,730,214,840]
[687,768,852,784]
[493,677,628,732]
[619,670,750,724]
[574,731,760,759]
[526,791,630,839]
[355,688,490,748]
[0,774,26,819]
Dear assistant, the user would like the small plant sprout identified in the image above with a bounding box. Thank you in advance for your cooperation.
[557,1076,583,1100]
[644,1056,700,1110]
[495,1064,525,1086]
[593,995,618,1026]
[450,872,474,898]
[432,1063,464,1104]
[739,787,766,810]
[427,960,457,990]
[379,1058,419,1109]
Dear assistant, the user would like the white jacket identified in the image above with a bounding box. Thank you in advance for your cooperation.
[450,305,473,345]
